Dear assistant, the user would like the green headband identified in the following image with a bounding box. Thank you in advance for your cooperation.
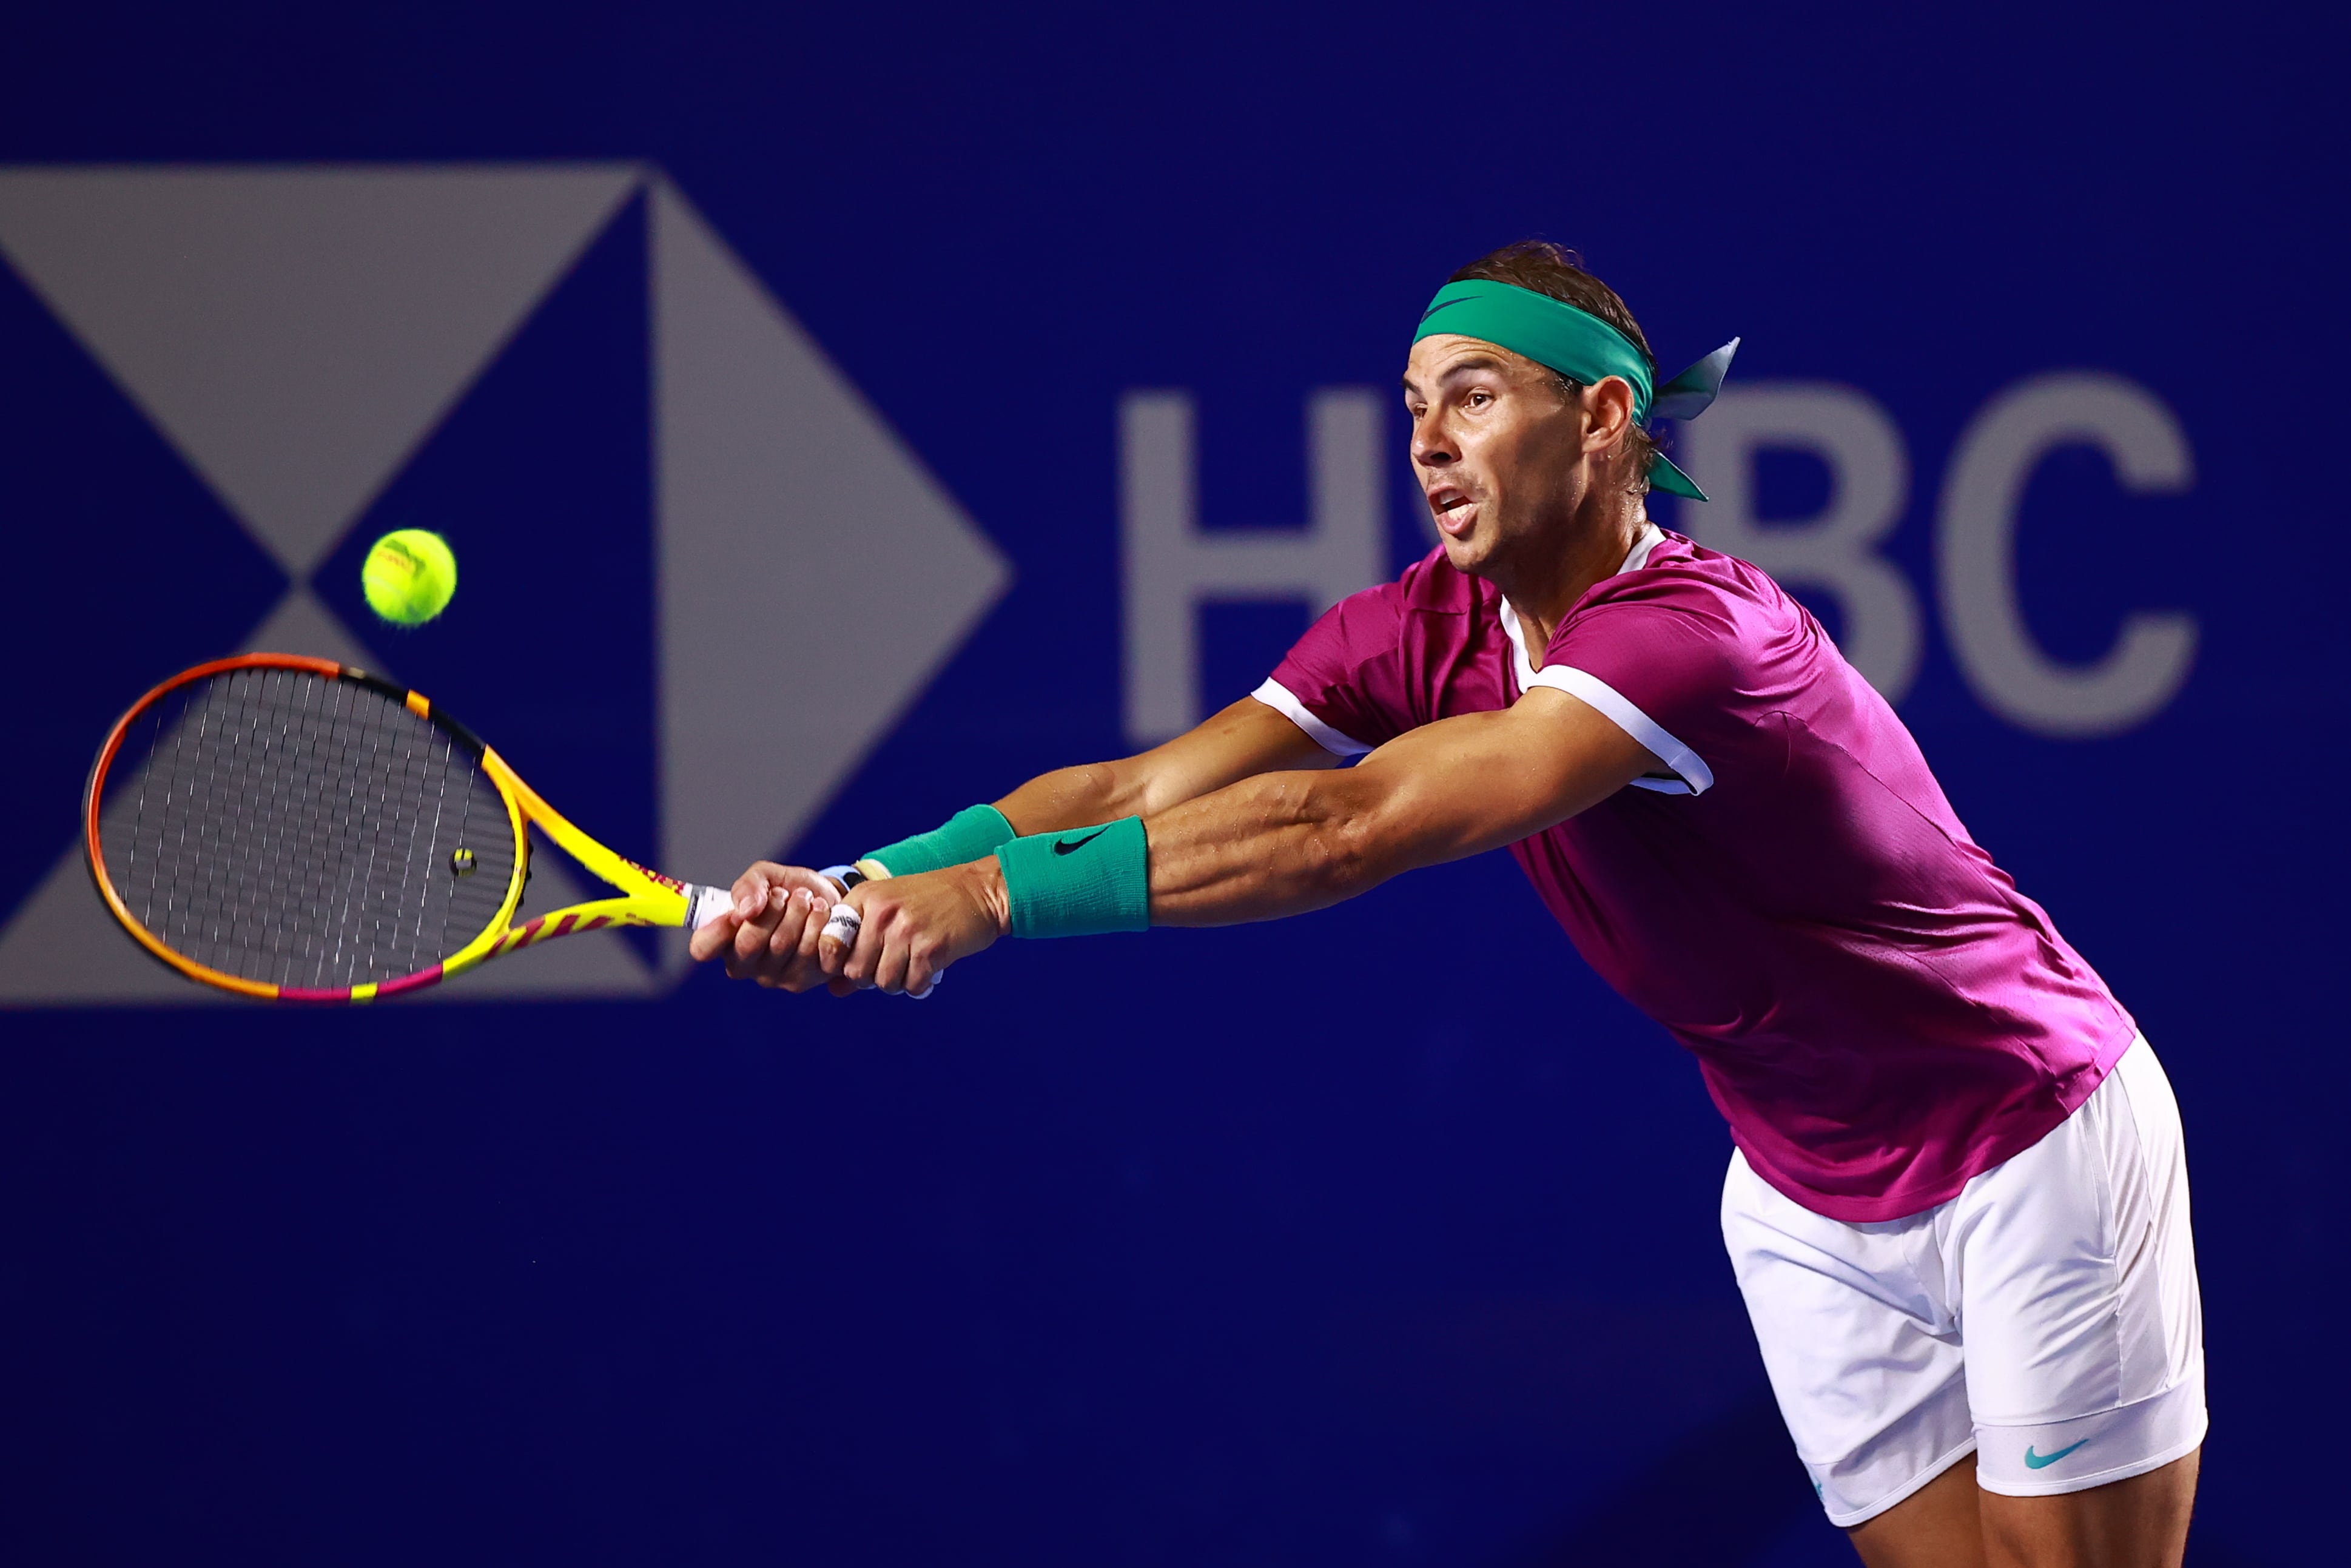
[1413,279,1739,501]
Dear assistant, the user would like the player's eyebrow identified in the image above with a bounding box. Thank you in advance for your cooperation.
[1402,354,1513,399]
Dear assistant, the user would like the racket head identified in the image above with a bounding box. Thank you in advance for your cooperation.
[83,653,528,1001]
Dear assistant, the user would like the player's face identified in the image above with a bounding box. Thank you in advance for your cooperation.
[1403,334,1595,578]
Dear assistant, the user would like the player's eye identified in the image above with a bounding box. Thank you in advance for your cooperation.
[1465,391,1492,409]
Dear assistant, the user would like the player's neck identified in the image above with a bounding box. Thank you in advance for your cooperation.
[1498,499,1649,660]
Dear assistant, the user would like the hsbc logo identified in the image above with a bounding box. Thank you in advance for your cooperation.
[0,164,1008,1005]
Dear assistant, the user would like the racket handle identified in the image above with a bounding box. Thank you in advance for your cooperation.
[684,883,737,930]
[821,903,940,1000]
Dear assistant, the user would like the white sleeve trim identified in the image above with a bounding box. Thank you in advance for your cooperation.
[1250,678,1374,758]
[1519,665,1715,796]
[1498,583,1712,798]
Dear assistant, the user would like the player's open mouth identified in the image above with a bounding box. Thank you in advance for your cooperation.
[1427,488,1478,537]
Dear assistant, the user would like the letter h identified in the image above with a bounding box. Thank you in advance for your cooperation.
[1120,389,1384,744]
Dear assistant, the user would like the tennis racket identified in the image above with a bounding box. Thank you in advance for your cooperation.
[83,652,739,1003]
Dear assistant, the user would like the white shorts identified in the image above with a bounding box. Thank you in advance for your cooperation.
[1721,1035,2205,1528]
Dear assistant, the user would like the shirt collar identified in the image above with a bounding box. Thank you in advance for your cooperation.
[1497,521,1666,670]
[1618,520,1664,575]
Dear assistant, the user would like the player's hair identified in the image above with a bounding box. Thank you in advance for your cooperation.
[1448,240,1660,494]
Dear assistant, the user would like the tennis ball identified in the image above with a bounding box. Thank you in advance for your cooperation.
[362,529,457,626]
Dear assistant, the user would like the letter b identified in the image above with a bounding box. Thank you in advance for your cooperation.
[1677,385,1922,703]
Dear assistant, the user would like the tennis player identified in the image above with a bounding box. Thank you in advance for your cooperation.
[690,241,2204,1567]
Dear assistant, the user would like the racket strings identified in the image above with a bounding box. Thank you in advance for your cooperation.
[98,668,516,989]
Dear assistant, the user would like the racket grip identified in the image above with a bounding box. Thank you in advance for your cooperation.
[821,903,940,1000]
[684,883,737,930]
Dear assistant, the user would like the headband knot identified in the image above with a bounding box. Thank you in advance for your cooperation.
[1414,279,1738,501]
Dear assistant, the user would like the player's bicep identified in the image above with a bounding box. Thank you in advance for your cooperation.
[1352,687,1659,867]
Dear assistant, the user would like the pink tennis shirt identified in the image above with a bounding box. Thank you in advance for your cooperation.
[1255,526,2137,1222]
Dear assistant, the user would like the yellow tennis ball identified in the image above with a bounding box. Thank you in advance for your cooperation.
[362,529,457,627]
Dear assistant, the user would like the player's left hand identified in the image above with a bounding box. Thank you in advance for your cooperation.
[820,859,1011,997]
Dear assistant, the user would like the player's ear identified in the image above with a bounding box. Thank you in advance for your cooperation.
[1583,375,1637,454]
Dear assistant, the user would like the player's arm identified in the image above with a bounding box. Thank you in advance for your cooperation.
[989,693,1340,833]
[1143,686,1650,924]
[687,694,1336,983]
[828,689,1658,992]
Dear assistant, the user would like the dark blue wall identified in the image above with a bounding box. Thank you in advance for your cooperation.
[1,4,2340,1563]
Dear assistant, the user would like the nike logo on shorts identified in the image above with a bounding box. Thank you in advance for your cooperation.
[2023,1439,2089,1470]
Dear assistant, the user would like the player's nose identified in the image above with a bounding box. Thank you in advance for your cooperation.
[1410,411,1457,467]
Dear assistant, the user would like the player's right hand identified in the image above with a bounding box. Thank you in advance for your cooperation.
[687,861,846,990]
[816,858,1009,998]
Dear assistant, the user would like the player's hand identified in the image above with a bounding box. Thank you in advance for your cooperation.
[687,861,848,990]
[819,859,1011,997]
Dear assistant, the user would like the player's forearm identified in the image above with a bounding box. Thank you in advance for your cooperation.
[993,759,1152,836]
[1142,765,1427,926]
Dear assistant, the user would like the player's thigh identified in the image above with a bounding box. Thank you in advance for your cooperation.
[1721,1151,1976,1530]
[1843,1436,2200,1568]
[1976,1447,2198,1568]
[1846,1454,1987,1568]
[1954,1038,2205,1505]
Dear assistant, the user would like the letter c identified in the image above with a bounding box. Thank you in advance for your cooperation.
[1936,373,2197,738]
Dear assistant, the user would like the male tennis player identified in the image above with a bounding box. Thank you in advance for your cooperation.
[690,242,2204,1567]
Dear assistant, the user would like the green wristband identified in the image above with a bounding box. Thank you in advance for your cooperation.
[997,817,1150,938]
[863,803,1016,877]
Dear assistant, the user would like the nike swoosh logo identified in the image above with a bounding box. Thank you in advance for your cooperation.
[2023,1440,2089,1470]
[1419,297,1475,323]
[1053,828,1109,856]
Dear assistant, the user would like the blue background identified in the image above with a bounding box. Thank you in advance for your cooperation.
[1,4,2341,1562]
